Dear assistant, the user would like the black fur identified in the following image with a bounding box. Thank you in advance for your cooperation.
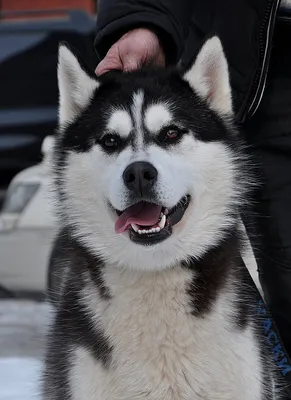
[44,231,113,399]
[184,230,242,318]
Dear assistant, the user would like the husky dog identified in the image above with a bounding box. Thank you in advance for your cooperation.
[44,37,278,400]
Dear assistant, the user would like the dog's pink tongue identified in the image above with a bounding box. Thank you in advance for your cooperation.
[115,203,162,234]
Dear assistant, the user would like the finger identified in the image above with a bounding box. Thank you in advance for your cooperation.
[123,57,142,72]
[95,60,122,75]
[95,54,122,76]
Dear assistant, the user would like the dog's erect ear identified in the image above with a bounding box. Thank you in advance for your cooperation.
[58,44,99,125]
[183,37,232,115]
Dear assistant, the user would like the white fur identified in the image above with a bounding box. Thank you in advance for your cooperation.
[184,37,233,115]
[68,268,263,400]
[131,91,144,149]
[58,45,99,125]
[69,347,106,400]
[144,104,173,133]
[61,135,241,271]
[107,109,132,138]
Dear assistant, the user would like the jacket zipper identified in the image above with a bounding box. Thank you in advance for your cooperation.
[236,0,280,123]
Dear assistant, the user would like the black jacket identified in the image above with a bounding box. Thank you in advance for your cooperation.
[95,0,281,123]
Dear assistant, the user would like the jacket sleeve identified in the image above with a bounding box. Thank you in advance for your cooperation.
[94,0,194,65]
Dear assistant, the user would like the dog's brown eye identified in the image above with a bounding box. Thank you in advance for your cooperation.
[102,134,120,150]
[159,126,186,144]
[165,129,179,140]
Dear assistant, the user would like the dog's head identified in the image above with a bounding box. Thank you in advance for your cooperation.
[54,37,247,270]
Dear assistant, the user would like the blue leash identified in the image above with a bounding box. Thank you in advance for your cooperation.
[243,260,291,398]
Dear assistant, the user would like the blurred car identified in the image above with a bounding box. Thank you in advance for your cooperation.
[0,136,57,295]
[0,8,97,188]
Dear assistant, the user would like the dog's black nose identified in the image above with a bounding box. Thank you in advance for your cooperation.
[123,161,158,195]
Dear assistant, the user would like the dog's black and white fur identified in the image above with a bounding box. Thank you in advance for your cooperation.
[44,37,279,399]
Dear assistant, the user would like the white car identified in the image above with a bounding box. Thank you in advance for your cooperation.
[0,136,57,295]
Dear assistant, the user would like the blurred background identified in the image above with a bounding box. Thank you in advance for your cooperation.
[0,1,98,398]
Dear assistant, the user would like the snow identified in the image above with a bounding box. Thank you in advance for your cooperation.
[0,300,51,358]
[0,357,42,400]
[0,300,52,400]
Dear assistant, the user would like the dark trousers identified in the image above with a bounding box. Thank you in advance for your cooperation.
[244,16,291,357]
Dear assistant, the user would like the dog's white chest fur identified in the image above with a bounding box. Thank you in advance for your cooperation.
[69,267,263,400]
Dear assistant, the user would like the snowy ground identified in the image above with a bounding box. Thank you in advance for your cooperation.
[0,357,42,400]
[0,300,52,400]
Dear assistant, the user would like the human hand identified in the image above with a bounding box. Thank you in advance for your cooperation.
[95,28,165,75]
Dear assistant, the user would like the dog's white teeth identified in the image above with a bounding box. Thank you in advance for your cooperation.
[136,227,160,235]
[164,208,169,216]
[136,225,162,235]
[131,223,139,232]
[158,214,166,229]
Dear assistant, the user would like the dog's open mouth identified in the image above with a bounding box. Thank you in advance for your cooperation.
[114,195,191,245]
